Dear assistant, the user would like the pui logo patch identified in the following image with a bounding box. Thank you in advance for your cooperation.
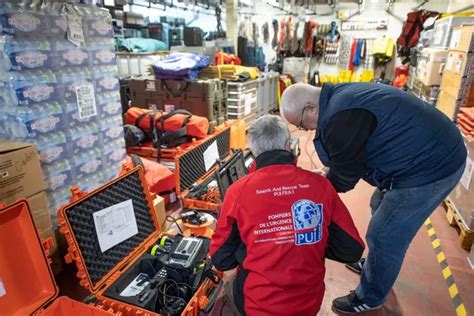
[291,199,323,246]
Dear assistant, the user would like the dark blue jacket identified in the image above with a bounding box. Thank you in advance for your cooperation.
[314,83,466,190]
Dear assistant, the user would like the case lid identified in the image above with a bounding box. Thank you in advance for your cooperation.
[175,126,231,194]
[0,200,58,315]
[58,167,159,292]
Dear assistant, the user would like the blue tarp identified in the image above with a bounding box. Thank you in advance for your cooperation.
[151,52,210,80]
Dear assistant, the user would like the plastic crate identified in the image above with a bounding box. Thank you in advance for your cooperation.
[265,72,279,113]
[227,80,258,94]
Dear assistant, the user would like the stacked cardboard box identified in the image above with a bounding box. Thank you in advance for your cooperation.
[0,141,61,274]
[437,25,474,121]
[449,135,474,231]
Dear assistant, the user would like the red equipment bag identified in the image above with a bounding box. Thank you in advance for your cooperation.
[213,52,241,65]
[125,107,209,147]
[123,155,176,195]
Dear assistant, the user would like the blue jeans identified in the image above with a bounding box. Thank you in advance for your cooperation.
[355,163,465,306]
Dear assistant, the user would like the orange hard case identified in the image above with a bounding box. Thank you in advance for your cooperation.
[0,200,115,316]
[57,167,218,316]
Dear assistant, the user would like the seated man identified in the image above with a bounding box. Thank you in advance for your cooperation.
[210,115,365,316]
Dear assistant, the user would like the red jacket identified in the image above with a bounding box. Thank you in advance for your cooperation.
[210,150,364,315]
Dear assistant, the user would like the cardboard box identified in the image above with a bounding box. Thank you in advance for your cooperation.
[153,195,166,231]
[0,141,46,204]
[440,70,474,101]
[28,191,53,238]
[445,50,474,76]
[27,190,62,275]
[449,25,474,53]
[417,48,448,86]
[449,135,474,230]
[437,89,460,121]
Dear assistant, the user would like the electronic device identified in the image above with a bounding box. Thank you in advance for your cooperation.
[243,150,255,172]
[216,150,248,198]
[166,237,204,269]
[180,210,208,225]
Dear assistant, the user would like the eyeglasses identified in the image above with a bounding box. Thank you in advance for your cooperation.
[297,104,309,131]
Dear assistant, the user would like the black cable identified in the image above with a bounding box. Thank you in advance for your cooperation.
[166,215,184,234]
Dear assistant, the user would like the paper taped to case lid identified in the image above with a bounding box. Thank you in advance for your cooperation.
[62,168,157,288]
[176,127,231,193]
[93,199,138,253]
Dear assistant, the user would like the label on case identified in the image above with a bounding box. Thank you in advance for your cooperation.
[22,85,55,103]
[98,77,119,91]
[455,55,463,74]
[164,104,175,112]
[30,116,61,133]
[75,83,97,119]
[8,13,41,32]
[62,50,89,66]
[76,134,99,150]
[40,145,65,163]
[146,80,156,91]
[103,101,121,115]
[67,14,85,46]
[80,159,102,174]
[95,49,116,64]
[12,51,49,70]
[47,173,69,191]
[90,21,113,36]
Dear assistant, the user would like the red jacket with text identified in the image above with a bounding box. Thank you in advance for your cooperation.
[210,150,365,316]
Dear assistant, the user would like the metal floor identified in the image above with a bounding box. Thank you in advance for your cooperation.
[293,129,474,316]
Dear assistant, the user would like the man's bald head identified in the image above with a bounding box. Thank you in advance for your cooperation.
[280,83,322,131]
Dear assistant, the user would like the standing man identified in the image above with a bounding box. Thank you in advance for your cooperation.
[210,115,365,315]
[280,82,467,313]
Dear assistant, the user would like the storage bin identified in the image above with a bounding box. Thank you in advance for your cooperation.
[432,16,474,48]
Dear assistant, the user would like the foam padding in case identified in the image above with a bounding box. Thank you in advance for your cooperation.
[178,127,230,192]
[64,171,156,285]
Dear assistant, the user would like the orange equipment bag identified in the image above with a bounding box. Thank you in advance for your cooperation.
[126,121,234,162]
[123,155,176,195]
[0,200,115,316]
[57,167,222,316]
[125,108,209,148]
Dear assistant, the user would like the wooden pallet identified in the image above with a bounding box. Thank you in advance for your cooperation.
[443,199,474,251]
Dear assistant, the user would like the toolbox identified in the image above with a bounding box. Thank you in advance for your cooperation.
[57,167,222,316]
[0,200,115,315]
